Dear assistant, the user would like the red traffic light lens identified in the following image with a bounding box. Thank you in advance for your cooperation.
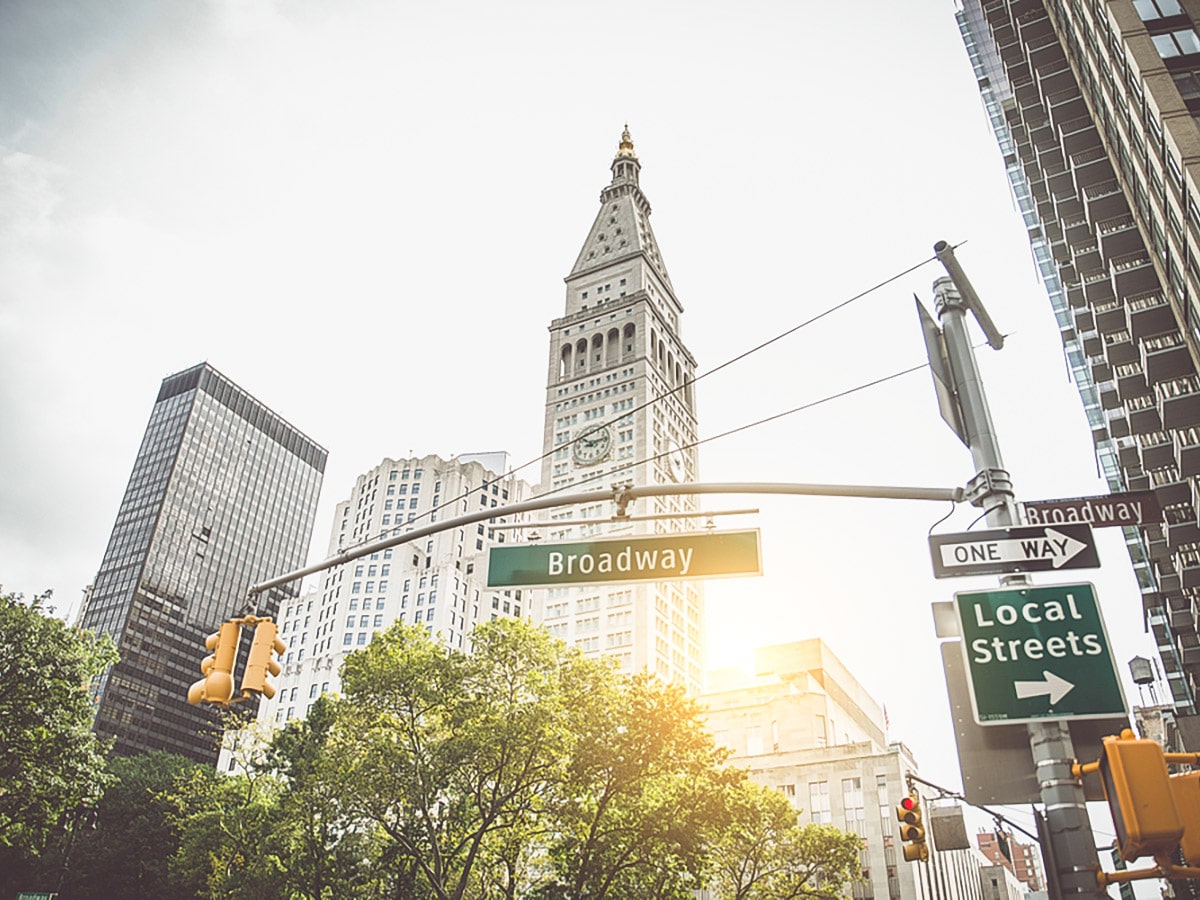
[900,797,917,812]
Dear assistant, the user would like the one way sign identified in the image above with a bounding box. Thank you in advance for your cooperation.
[928,524,1099,578]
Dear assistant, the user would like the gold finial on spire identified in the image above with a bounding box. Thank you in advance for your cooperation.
[615,124,637,159]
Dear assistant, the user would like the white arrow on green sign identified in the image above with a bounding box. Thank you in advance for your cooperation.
[487,529,761,588]
[954,583,1126,726]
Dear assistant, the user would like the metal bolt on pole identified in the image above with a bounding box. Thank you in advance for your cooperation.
[932,242,1106,900]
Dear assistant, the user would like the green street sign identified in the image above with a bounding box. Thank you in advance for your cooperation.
[954,583,1127,726]
[486,529,762,588]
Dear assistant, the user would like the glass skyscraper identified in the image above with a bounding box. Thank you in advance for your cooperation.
[80,362,326,763]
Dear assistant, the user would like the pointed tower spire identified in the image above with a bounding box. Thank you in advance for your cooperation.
[610,124,641,187]
[568,126,673,290]
[615,124,637,159]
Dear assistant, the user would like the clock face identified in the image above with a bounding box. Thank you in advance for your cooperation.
[667,440,686,482]
[573,423,613,464]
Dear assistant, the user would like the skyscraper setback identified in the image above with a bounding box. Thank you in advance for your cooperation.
[80,362,326,763]
[957,0,1200,713]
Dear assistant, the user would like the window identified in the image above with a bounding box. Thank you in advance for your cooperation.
[1152,29,1200,58]
[1134,0,1183,18]
[809,782,832,824]
[357,632,367,645]
[374,615,383,628]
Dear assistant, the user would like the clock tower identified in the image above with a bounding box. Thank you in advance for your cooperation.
[539,128,703,693]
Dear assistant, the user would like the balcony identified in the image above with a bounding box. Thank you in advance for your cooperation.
[1094,298,1126,336]
[1027,33,1067,71]
[1017,8,1055,45]
[1107,405,1131,437]
[1128,292,1176,341]
[1177,427,1200,478]
[1169,594,1194,631]
[1082,327,1104,357]
[1157,555,1183,592]
[1083,179,1129,221]
[1151,466,1192,509]
[1065,282,1087,308]
[1142,331,1193,385]
[1071,146,1115,191]
[1111,251,1161,299]
[1084,270,1117,305]
[1058,115,1101,157]
[1177,548,1200,590]
[1158,375,1200,430]
[1165,503,1200,550]
[1073,307,1095,332]
[1137,429,1174,468]
[1126,390,1163,431]
[1071,241,1103,276]
[1105,328,1140,367]
[1046,86,1088,130]
[1095,214,1143,261]
[1116,434,1141,468]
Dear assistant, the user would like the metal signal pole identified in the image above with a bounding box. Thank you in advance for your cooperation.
[931,241,1105,900]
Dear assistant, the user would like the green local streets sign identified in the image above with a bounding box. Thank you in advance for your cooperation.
[487,529,762,588]
[954,583,1126,725]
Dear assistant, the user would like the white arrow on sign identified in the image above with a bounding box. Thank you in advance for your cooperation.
[1014,671,1075,704]
[938,527,1088,570]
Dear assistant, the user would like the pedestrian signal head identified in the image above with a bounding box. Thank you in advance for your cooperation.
[240,620,286,699]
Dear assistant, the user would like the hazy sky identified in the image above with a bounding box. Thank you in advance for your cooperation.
[0,0,1155,838]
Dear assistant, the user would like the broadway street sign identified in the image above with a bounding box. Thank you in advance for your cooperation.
[929,524,1099,578]
[954,583,1126,725]
[1021,490,1161,528]
[486,529,762,588]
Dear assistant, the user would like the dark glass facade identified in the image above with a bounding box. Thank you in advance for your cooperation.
[81,363,326,763]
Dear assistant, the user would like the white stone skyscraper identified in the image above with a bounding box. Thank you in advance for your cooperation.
[538,128,704,693]
[258,452,533,727]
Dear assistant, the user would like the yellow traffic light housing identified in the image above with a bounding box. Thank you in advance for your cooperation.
[1170,771,1200,866]
[187,621,242,706]
[1098,729,1183,861]
[896,791,928,862]
[240,619,286,699]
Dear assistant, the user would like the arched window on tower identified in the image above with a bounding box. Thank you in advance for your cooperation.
[623,323,636,357]
[559,344,572,381]
[606,328,620,367]
[576,339,587,369]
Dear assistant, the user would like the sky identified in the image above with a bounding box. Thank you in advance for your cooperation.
[0,0,1161,844]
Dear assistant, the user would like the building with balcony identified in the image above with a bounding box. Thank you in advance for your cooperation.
[956,0,1200,715]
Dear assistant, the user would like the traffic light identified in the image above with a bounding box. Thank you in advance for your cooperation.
[187,621,242,706]
[896,791,928,862]
[1098,728,1183,861]
[240,619,286,699]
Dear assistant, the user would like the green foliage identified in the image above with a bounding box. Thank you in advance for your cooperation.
[0,590,118,861]
[711,779,862,900]
[536,673,736,899]
[331,617,593,899]
[1,612,869,900]
[43,752,204,899]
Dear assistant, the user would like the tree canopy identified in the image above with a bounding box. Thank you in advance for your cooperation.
[0,591,117,857]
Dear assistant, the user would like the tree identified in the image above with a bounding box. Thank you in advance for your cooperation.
[42,752,204,899]
[329,618,593,900]
[0,589,118,888]
[535,672,737,900]
[168,765,286,899]
[711,779,862,900]
[258,695,383,899]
